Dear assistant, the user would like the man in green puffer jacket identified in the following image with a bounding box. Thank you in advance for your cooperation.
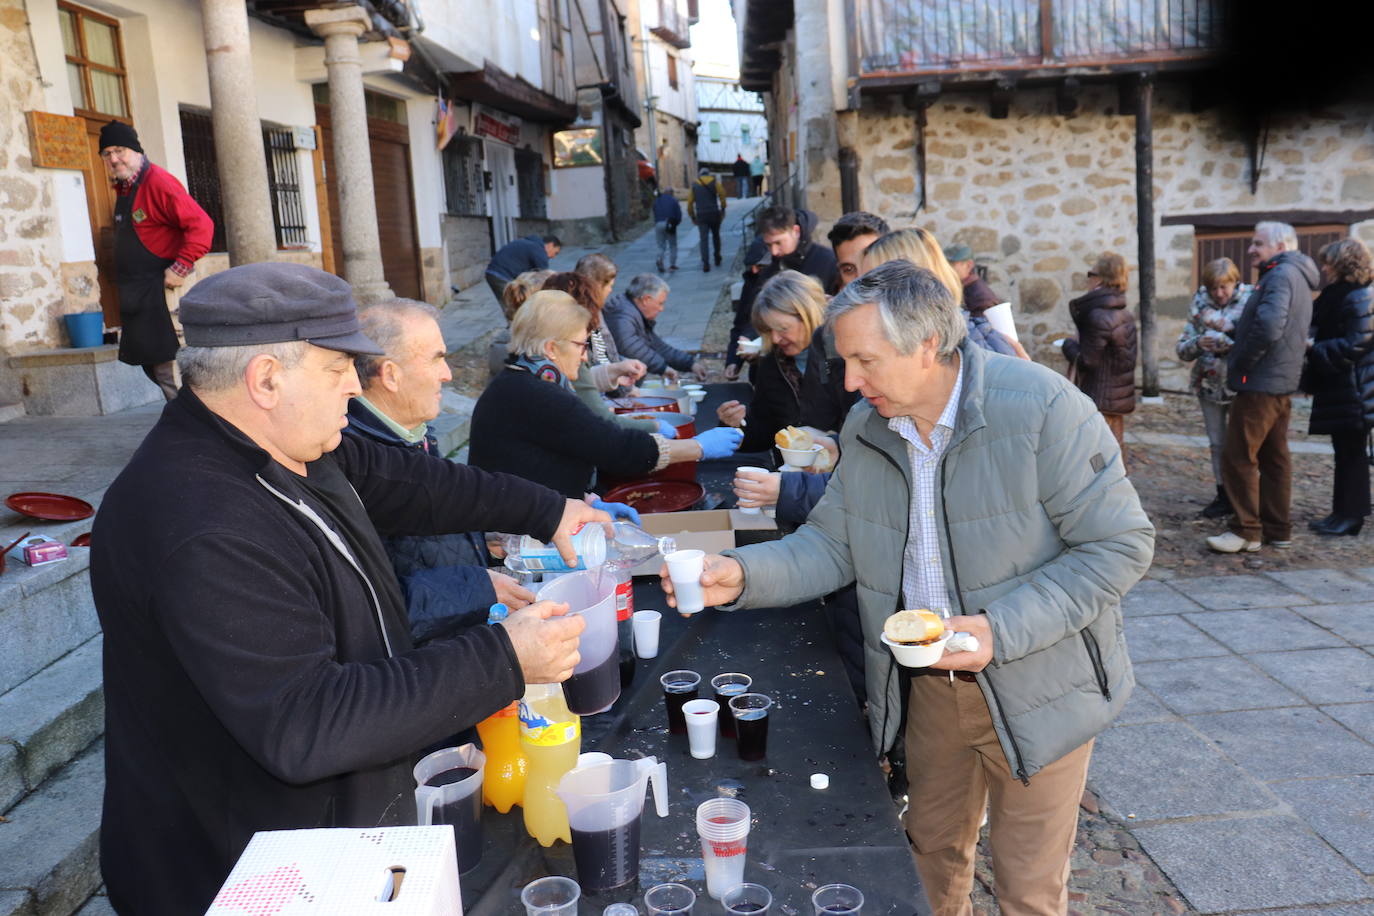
[661,260,1154,916]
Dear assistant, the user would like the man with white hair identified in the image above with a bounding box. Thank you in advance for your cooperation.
[602,273,707,384]
[1205,221,1319,553]
[90,262,607,913]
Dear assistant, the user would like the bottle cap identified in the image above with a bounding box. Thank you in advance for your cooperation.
[810,772,829,790]
[487,603,510,624]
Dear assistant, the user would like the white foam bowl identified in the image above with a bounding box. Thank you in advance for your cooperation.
[881,631,951,668]
[778,444,822,467]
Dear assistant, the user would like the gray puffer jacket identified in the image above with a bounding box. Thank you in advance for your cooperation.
[722,340,1154,779]
[1228,250,1319,394]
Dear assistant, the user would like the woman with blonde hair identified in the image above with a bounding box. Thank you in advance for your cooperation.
[1063,252,1138,451]
[1176,257,1252,517]
[1302,237,1374,536]
[716,270,827,452]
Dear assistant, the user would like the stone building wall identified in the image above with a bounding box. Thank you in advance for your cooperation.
[848,84,1374,378]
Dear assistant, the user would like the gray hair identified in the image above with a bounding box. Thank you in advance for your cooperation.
[826,259,966,359]
[354,298,440,387]
[1254,221,1298,251]
[627,273,669,302]
[177,340,310,393]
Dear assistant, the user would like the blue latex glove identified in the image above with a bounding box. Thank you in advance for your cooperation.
[591,499,642,525]
[655,419,679,439]
[694,426,745,460]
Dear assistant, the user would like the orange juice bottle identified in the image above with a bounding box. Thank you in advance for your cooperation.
[518,684,581,846]
[476,701,527,813]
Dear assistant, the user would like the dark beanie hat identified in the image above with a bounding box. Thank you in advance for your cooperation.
[98,121,142,153]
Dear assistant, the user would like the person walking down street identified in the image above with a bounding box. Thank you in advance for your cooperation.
[688,167,727,272]
[943,243,1002,317]
[1302,238,1374,537]
[603,274,707,384]
[485,234,561,303]
[1062,253,1139,455]
[90,262,605,914]
[750,154,765,196]
[99,120,213,401]
[652,187,682,273]
[1206,222,1319,553]
[1177,258,1253,519]
[662,260,1154,916]
[732,154,751,199]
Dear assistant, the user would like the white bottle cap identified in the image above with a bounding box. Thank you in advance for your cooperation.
[810,773,829,790]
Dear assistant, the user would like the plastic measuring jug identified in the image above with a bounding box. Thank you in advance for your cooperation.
[537,567,620,715]
[556,757,668,891]
[413,744,486,873]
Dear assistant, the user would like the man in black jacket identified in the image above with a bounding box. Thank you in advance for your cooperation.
[91,263,605,914]
[755,206,840,295]
[1206,221,1319,553]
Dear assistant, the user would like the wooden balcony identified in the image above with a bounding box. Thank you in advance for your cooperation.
[853,0,1225,89]
[651,0,691,49]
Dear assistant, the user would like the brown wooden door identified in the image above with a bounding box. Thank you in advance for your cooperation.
[83,116,120,326]
[314,104,421,300]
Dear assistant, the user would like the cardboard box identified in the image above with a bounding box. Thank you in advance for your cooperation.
[7,535,67,567]
[204,827,461,916]
[631,509,777,576]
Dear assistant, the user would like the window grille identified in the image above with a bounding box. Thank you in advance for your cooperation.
[263,128,309,248]
[179,109,228,252]
[444,133,487,216]
[515,147,547,219]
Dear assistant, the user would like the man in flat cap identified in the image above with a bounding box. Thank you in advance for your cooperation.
[90,262,608,914]
[99,119,214,400]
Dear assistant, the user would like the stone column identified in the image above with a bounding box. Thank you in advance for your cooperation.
[201,0,276,265]
[305,6,392,303]
[793,0,842,223]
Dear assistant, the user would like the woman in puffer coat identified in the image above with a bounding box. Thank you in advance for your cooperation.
[1063,252,1138,452]
[1302,238,1374,537]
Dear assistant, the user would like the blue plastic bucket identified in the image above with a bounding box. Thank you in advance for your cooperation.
[64,312,104,348]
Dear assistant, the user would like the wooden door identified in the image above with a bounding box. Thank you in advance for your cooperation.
[83,117,120,325]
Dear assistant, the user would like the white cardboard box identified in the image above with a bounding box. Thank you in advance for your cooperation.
[205,827,461,916]
[631,509,777,576]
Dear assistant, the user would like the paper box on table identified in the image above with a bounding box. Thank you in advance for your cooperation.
[204,826,461,916]
[630,509,777,576]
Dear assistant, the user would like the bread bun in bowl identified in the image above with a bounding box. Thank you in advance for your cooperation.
[881,609,951,667]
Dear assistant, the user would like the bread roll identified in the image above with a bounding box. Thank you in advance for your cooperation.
[884,609,945,645]
[774,426,813,450]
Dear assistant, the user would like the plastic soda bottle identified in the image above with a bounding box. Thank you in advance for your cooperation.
[518,684,581,846]
[475,604,528,813]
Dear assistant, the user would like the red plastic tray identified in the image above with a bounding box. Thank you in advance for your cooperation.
[5,491,94,521]
[603,480,705,514]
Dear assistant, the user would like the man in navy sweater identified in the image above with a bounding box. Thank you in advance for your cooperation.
[485,234,561,302]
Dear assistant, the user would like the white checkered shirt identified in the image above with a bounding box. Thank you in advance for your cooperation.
[889,357,964,614]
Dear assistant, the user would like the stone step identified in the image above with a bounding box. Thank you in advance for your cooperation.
[0,740,103,916]
[0,889,31,916]
[73,892,113,916]
[0,403,25,424]
[0,531,100,697]
[432,390,476,459]
[0,638,103,812]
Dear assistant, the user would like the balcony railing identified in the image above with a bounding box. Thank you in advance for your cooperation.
[856,0,1224,80]
[652,0,691,49]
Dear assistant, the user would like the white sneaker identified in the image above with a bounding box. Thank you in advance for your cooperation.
[1206,532,1261,553]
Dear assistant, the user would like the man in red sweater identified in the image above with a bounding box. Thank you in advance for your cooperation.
[99,121,214,400]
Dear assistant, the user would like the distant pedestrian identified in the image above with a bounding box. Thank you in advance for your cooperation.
[1176,257,1252,519]
[688,167,727,272]
[485,234,561,303]
[652,187,682,273]
[1302,238,1374,537]
[1206,221,1319,553]
[99,120,213,401]
[750,154,765,195]
[943,243,1002,316]
[1062,253,1138,455]
[732,154,751,199]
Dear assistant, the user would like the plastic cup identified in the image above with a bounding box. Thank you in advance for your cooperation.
[728,693,772,761]
[660,669,701,734]
[711,673,752,738]
[682,698,719,759]
[696,797,750,899]
[633,609,662,658]
[812,884,863,915]
[722,883,773,915]
[645,882,696,915]
[664,549,706,614]
[521,875,581,916]
[734,466,771,514]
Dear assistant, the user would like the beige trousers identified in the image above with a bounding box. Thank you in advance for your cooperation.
[904,672,1093,916]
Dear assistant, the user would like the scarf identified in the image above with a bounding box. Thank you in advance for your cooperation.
[509,353,574,392]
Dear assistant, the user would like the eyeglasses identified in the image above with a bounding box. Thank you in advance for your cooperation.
[563,338,591,354]
[1086,271,1099,278]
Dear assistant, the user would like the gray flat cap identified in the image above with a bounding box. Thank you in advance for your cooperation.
[942,243,973,263]
[180,262,383,355]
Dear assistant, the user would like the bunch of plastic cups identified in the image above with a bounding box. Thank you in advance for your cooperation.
[521,876,861,915]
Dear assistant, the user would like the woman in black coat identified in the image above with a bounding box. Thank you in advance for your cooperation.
[1303,238,1374,536]
[1063,252,1139,452]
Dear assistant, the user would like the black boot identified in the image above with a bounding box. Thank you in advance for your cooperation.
[1309,513,1338,531]
[1313,515,1365,537]
[1200,485,1233,519]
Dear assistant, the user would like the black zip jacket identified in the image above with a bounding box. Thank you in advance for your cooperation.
[90,388,564,914]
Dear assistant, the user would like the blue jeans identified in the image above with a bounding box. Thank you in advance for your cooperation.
[654,221,677,269]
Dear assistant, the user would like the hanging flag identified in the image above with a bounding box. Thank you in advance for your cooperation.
[435,97,459,151]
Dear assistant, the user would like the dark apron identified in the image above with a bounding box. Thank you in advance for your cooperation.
[114,171,180,366]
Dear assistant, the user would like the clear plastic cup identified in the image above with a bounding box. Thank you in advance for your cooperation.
[633,609,662,658]
[710,673,752,738]
[812,884,863,915]
[664,549,706,614]
[660,669,701,734]
[696,796,750,899]
[682,698,719,759]
[521,875,581,916]
[722,883,773,915]
[728,693,773,761]
[644,882,696,915]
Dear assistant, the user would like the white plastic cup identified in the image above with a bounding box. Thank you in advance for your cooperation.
[811,884,863,915]
[664,549,706,614]
[633,609,662,658]
[984,301,1018,342]
[645,883,696,916]
[734,465,771,515]
[682,698,719,759]
[696,797,750,900]
[521,876,581,916]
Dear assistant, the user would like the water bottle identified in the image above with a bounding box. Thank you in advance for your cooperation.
[606,523,676,689]
[500,525,608,574]
[607,521,677,568]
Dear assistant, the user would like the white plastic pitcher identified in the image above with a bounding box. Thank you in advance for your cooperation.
[556,757,668,891]
[413,744,486,873]
[537,567,619,714]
